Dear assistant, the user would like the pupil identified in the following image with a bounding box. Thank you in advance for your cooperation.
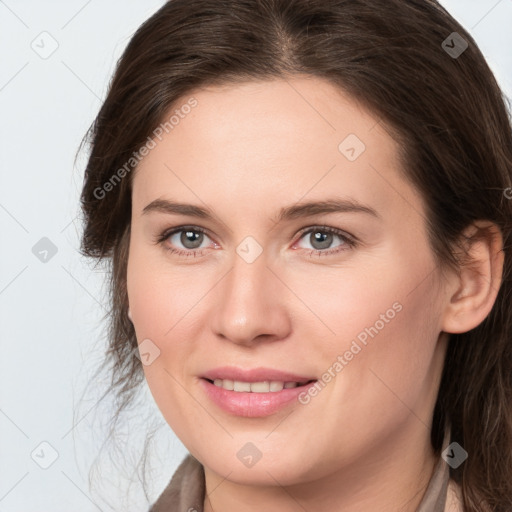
[312,231,332,249]
[181,230,203,249]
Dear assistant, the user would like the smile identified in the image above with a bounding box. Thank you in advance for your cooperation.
[209,378,314,392]
[200,378,318,417]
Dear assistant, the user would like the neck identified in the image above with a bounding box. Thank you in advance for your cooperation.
[203,420,438,512]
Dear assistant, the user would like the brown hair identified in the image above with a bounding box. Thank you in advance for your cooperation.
[79,0,512,509]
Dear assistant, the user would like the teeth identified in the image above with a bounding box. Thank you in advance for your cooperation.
[212,379,300,392]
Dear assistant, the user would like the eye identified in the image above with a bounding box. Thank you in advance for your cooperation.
[156,225,357,258]
[157,226,216,257]
[293,226,357,257]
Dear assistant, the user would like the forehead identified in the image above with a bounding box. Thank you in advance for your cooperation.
[132,76,422,222]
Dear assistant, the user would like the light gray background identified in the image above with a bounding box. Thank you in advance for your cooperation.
[0,1,511,510]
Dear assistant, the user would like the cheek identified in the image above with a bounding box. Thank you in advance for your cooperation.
[298,244,442,406]
[326,272,441,429]
[126,240,204,339]
[126,246,205,439]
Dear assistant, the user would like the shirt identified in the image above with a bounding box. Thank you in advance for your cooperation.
[149,427,464,512]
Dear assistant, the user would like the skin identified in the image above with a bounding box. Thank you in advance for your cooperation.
[126,76,503,511]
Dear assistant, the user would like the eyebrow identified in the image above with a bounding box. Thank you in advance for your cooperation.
[142,197,381,222]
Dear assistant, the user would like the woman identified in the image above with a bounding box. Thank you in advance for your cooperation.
[79,0,512,510]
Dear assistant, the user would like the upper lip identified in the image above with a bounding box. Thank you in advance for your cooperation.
[201,366,317,384]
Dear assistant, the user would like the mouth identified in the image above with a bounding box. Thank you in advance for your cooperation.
[198,366,318,416]
[200,365,316,385]
[202,377,317,393]
[199,371,319,417]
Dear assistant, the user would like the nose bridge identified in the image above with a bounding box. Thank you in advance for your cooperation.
[211,244,290,345]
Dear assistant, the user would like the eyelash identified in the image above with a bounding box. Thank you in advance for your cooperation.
[155,225,358,259]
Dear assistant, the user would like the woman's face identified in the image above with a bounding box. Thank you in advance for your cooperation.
[127,76,451,486]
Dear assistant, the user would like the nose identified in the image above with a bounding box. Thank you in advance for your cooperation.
[210,249,292,347]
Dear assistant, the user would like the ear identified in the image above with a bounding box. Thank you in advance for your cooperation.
[441,220,504,334]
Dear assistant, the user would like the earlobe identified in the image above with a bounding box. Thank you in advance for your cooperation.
[441,221,504,334]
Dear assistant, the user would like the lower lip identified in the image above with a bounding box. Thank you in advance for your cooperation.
[200,378,318,417]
